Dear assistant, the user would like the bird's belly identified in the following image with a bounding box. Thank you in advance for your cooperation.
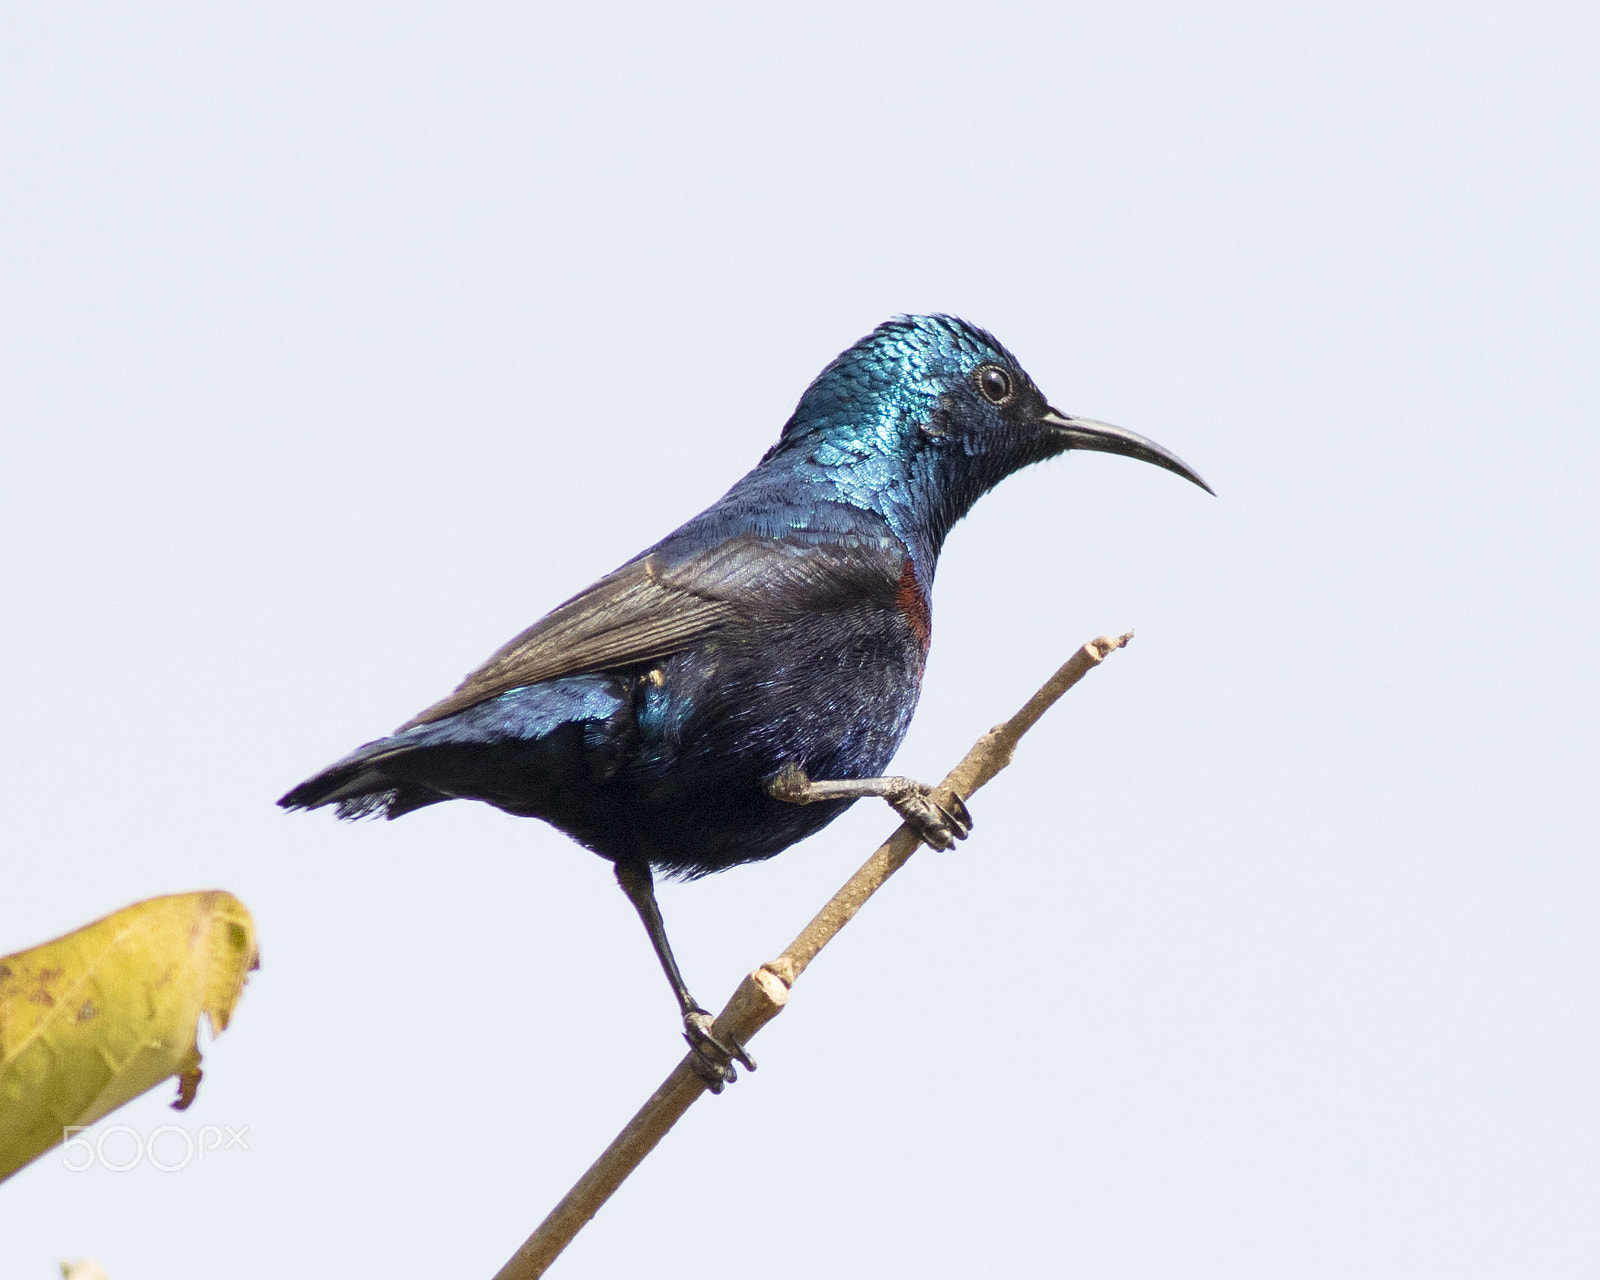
[568,611,926,876]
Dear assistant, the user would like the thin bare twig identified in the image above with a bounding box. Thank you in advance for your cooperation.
[492,632,1134,1279]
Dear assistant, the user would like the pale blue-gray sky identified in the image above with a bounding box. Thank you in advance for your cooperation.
[3,3,1597,1276]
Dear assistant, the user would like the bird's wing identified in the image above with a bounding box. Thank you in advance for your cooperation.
[398,535,906,729]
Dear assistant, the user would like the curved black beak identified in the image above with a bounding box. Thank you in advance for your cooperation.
[1040,408,1214,495]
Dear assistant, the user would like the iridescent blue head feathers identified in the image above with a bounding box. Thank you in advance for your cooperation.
[778,315,1025,450]
[746,315,1208,584]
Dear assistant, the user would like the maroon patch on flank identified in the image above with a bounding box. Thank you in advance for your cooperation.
[896,560,932,650]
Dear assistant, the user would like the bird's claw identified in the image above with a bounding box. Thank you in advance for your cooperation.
[683,1007,755,1093]
[889,783,972,851]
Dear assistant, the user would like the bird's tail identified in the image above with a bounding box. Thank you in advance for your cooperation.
[277,736,449,820]
[280,676,630,823]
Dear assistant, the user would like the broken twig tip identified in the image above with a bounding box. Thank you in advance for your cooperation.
[1086,631,1134,662]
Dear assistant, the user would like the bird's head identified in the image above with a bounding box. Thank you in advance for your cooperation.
[771,315,1211,558]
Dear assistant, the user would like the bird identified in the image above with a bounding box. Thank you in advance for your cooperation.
[279,315,1211,1088]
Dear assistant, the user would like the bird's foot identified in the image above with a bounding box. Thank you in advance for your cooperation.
[767,764,973,850]
[683,1007,755,1094]
[883,779,972,851]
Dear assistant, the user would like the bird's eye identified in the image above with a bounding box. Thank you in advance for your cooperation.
[977,366,1013,405]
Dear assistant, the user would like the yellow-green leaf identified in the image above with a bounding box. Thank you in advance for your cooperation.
[0,890,259,1183]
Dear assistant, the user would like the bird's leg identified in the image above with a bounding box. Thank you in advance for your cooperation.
[766,763,973,850]
[613,861,755,1092]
